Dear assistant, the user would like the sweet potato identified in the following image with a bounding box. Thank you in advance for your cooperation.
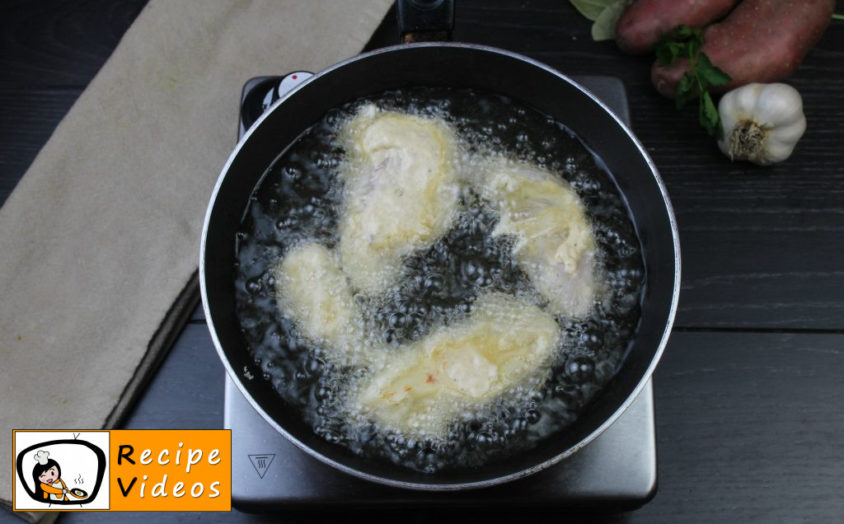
[652,0,835,98]
[615,0,740,54]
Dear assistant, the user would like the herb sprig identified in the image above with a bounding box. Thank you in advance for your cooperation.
[655,26,731,137]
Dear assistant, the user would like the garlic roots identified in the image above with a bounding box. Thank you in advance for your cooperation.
[717,83,807,165]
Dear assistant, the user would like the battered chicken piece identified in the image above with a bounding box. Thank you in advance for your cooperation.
[480,160,597,318]
[337,105,459,294]
[274,242,375,367]
[356,293,561,437]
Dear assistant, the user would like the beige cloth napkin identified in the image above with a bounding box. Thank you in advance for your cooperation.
[0,0,392,515]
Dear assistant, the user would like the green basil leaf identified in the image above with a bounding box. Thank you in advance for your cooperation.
[689,28,704,52]
[656,41,684,65]
[672,24,695,40]
[699,91,721,137]
[655,25,703,65]
[675,72,696,109]
[666,25,702,57]
[654,23,728,137]
[696,52,732,88]
[569,0,617,21]
[655,43,673,65]
[591,0,630,41]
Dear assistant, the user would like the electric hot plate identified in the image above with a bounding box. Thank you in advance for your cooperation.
[225,73,657,512]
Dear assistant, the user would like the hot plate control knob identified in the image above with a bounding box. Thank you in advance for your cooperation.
[258,71,314,115]
[277,71,314,98]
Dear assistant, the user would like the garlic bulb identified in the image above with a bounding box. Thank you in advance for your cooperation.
[717,83,807,165]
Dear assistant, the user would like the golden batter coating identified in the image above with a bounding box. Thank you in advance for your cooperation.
[274,242,375,367]
[337,105,459,294]
[479,159,597,318]
[355,293,561,437]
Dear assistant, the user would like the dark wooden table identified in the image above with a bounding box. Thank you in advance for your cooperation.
[3,1,844,522]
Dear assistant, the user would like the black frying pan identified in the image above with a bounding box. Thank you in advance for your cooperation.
[200,32,680,492]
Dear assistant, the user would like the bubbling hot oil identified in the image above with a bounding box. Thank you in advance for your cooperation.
[233,88,645,473]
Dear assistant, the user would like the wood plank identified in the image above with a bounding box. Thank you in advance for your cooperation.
[118,323,224,430]
[0,0,147,87]
[0,88,82,206]
[634,330,844,522]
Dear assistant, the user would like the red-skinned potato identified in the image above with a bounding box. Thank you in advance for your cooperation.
[652,0,835,98]
[615,0,740,54]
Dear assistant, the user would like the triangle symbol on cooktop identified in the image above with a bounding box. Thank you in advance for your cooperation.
[248,453,276,479]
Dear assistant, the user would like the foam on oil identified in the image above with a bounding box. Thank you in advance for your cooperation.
[233,87,644,473]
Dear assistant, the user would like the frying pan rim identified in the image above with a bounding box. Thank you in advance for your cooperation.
[200,42,681,491]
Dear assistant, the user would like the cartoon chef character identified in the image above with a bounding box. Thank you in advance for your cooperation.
[31,450,68,501]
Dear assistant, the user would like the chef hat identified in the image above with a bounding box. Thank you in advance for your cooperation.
[35,450,50,465]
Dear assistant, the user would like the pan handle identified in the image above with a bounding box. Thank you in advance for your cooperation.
[397,0,455,43]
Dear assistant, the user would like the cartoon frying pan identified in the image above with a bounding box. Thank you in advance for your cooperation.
[67,488,88,500]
